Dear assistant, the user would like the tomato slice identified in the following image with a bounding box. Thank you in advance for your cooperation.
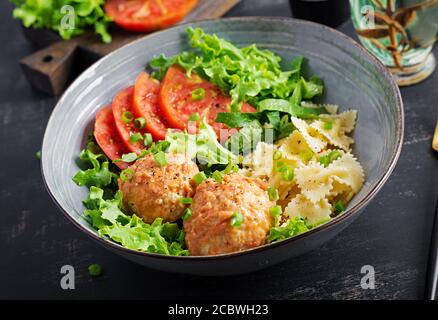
[158,65,256,138]
[112,86,145,154]
[94,105,130,170]
[133,72,168,141]
[105,0,198,33]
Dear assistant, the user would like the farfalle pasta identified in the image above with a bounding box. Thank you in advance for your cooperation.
[242,107,364,229]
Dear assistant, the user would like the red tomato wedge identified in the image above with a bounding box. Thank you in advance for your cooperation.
[94,105,130,170]
[133,72,168,141]
[105,0,198,33]
[112,86,145,154]
[158,65,256,138]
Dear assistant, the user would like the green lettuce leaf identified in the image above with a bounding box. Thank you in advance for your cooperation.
[82,186,188,256]
[11,0,112,43]
[267,217,309,242]
[225,121,264,154]
[166,119,238,164]
[72,145,118,188]
[150,27,325,111]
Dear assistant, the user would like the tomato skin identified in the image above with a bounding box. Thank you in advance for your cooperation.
[105,0,198,33]
[112,86,145,154]
[158,65,256,138]
[133,72,168,141]
[94,105,130,170]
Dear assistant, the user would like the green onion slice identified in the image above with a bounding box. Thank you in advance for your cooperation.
[154,151,167,166]
[144,133,153,147]
[180,197,193,205]
[88,264,102,277]
[120,168,134,181]
[121,111,134,123]
[212,170,223,182]
[270,205,282,226]
[268,187,279,201]
[134,117,146,129]
[230,211,243,227]
[129,133,143,144]
[281,167,294,181]
[193,172,207,185]
[182,208,192,221]
[189,112,200,122]
[334,200,346,213]
[191,88,205,101]
[273,150,282,160]
[323,121,333,130]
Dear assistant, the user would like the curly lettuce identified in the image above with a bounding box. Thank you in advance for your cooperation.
[267,217,309,243]
[166,119,238,164]
[150,27,324,111]
[83,187,188,256]
[73,138,188,256]
[11,0,112,43]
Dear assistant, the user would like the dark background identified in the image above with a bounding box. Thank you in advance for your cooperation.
[1,0,437,300]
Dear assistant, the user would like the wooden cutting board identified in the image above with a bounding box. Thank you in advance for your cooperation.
[20,0,240,96]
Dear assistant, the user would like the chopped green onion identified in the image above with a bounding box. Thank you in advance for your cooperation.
[230,211,243,227]
[319,150,341,167]
[129,133,143,144]
[323,121,333,130]
[114,152,137,163]
[270,205,282,225]
[275,161,286,171]
[191,88,205,101]
[36,150,41,160]
[154,151,167,166]
[299,149,313,162]
[180,197,193,205]
[281,167,294,181]
[268,187,279,201]
[329,150,341,162]
[273,150,282,160]
[136,149,150,160]
[88,264,102,277]
[121,111,133,123]
[189,112,200,122]
[120,168,134,181]
[182,208,192,221]
[223,163,239,174]
[134,117,146,129]
[144,133,153,147]
[193,172,207,185]
[212,170,223,182]
[334,200,346,213]
[156,140,170,152]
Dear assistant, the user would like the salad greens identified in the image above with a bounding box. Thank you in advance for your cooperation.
[151,27,324,111]
[11,0,112,43]
[267,217,309,242]
[73,138,188,256]
[166,119,238,164]
[73,141,118,188]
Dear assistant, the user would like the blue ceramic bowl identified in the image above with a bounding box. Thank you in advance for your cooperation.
[42,17,403,275]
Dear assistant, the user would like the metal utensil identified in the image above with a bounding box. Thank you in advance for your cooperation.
[426,195,438,300]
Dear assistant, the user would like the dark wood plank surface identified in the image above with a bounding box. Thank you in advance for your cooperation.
[1,0,437,299]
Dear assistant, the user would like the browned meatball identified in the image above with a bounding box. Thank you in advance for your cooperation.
[118,153,199,223]
[184,173,274,256]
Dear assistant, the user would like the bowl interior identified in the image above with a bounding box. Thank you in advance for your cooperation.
[42,17,403,257]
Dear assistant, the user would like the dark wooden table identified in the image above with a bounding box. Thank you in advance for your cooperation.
[1,0,437,300]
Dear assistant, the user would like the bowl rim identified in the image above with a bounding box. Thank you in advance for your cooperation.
[41,16,404,261]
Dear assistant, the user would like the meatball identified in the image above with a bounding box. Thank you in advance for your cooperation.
[184,173,274,256]
[118,153,199,223]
